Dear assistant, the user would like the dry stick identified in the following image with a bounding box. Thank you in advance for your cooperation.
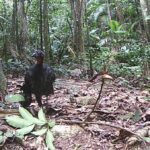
[84,79,105,122]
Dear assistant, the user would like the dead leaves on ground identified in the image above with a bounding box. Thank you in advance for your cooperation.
[1,77,150,149]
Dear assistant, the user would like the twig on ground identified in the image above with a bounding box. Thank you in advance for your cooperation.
[56,119,149,143]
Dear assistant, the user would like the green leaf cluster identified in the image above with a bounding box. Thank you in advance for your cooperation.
[5,94,25,103]
[5,107,55,150]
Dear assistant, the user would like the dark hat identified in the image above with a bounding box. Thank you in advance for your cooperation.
[32,50,45,58]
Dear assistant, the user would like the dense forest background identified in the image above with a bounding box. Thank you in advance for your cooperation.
[0,0,150,78]
[1,1,150,149]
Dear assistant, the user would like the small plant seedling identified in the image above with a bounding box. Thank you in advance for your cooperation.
[5,107,55,150]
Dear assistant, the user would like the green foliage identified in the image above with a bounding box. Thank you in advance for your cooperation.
[109,64,141,77]
[88,41,150,77]
[109,20,120,31]
[91,47,111,71]
[0,0,148,78]
[122,0,138,17]
[131,109,142,122]
[145,15,150,21]
[115,43,150,66]
[143,137,150,143]
[0,16,9,23]
[38,108,47,122]
[144,97,150,101]
[19,107,35,120]
[88,4,107,21]
[48,121,56,128]
[108,20,127,35]
[46,130,55,150]
[0,129,14,144]
[5,59,28,75]
[6,115,33,128]
[16,125,35,137]
[0,135,4,144]
[84,0,144,76]
[32,128,47,136]
[5,94,25,103]
[112,42,150,77]
[5,107,56,150]
[115,50,141,66]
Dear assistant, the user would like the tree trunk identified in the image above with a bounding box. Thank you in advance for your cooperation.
[114,0,124,24]
[43,0,52,64]
[11,0,18,48]
[39,0,43,50]
[17,0,29,54]
[1,0,8,59]
[69,0,85,58]
[0,59,7,100]
[7,0,19,58]
[140,0,150,41]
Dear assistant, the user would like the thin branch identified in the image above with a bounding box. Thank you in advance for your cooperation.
[56,119,149,143]
[84,79,105,122]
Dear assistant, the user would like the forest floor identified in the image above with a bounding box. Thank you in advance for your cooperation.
[2,76,150,150]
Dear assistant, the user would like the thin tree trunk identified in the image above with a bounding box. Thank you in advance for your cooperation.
[39,0,43,50]
[85,0,93,77]
[140,0,150,41]
[106,0,112,21]
[43,0,52,64]
[8,0,19,58]
[114,0,124,24]
[2,0,7,59]
[69,0,85,57]
[18,0,29,54]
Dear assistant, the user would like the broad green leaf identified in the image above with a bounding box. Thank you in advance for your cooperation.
[145,15,150,21]
[19,107,34,121]
[16,125,35,136]
[32,117,46,126]
[109,20,120,31]
[143,137,150,143]
[6,115,32,128]
[32,128,47,136]
[0,135,4,144]
[16,135,24,139]
[46,130,55,150]
[4,131,13,138]
[48,121,55,128]
[114,30,127,34]
[38,109,47,122]
[46,141,55,150]
[144,97,150,101]
[5,94,25,103]
[131,109,142,122]
[89,29,98,35]
[0,131,3,135]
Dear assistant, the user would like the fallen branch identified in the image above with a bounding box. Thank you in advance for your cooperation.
[56,119,149,143]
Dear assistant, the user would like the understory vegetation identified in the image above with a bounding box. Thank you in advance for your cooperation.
[0,0,150,79]
[0,0,150,150]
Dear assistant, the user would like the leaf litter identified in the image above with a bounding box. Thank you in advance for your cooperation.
[1,76,150,150]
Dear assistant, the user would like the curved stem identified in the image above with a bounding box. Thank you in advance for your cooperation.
[84,79,105,122]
